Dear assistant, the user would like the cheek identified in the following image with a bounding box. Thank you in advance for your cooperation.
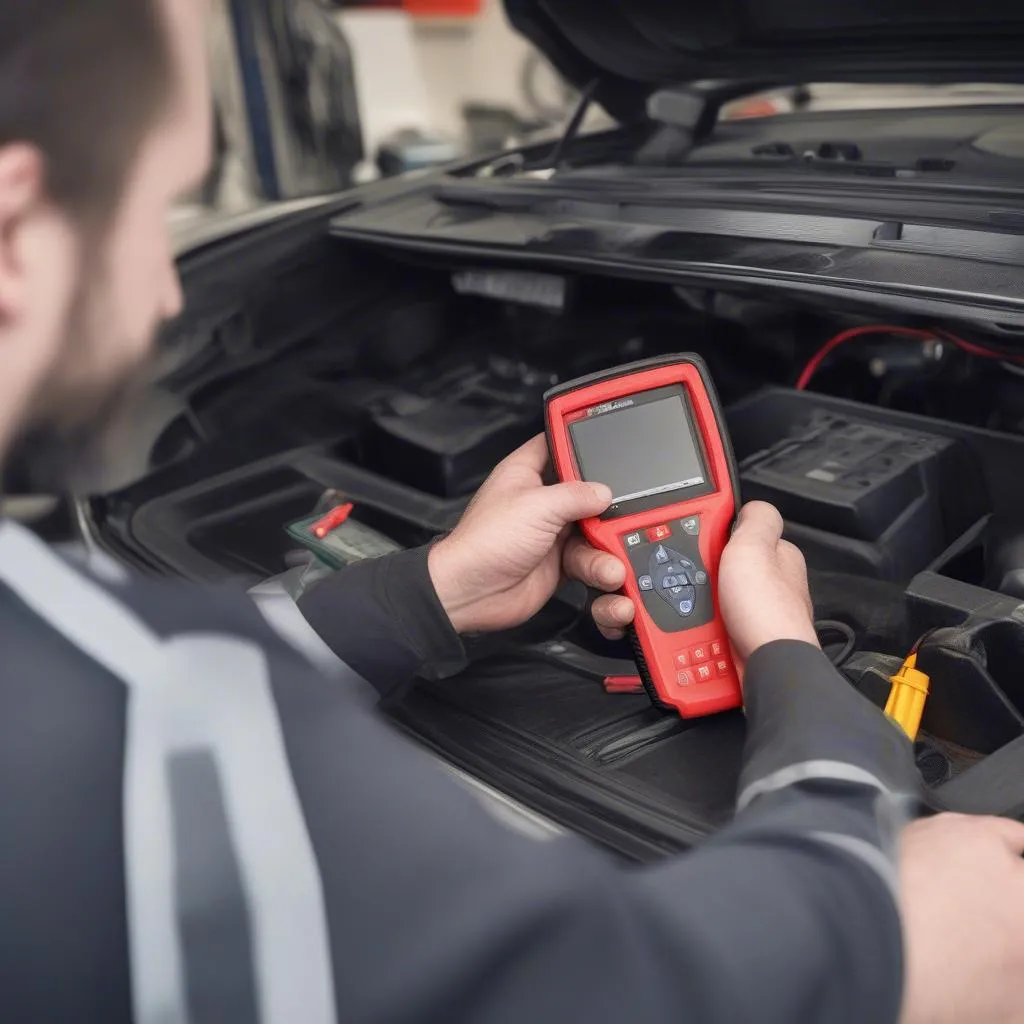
[105,210,172,344]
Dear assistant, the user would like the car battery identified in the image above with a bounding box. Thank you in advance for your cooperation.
[737,409,988,582]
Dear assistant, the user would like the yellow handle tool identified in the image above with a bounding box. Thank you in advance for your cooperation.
[885,652,930,741]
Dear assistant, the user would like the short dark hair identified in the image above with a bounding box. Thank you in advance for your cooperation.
[0,0,174,226]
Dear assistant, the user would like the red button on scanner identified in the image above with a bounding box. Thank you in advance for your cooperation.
[646,524,672,542]
[715,659,731,678]
[710,640,724,658]
[691,645,709,663]
[696,664,713,683]
[677,670,695,687]
[675,651,690,669]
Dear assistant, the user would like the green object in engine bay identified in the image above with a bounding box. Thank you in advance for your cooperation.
[285,511,402,571]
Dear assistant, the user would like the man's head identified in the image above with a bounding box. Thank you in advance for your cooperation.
[0,0,211,489]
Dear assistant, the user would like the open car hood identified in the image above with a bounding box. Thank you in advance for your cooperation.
[504,0,1024,121]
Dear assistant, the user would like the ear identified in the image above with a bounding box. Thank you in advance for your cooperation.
[0,143,45,321]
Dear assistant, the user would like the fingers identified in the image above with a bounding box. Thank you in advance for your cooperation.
[527,479,612,529]
[563,535,626,591]
[592,594,635,639]
[563,536,631,639]
[730,501,785,550]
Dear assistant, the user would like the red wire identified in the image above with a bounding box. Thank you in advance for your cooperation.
[935,329,1019,362]
[795,325,932,390]
[795,324,1022,390]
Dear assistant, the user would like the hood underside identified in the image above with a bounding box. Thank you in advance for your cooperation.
[505,0,1024,121]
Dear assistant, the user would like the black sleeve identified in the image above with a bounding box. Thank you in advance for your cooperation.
[740,639,923,798]
[292,591,917,1019]
[268,633,915,1024]
[7,524,918,1023]
[297,546,467,698]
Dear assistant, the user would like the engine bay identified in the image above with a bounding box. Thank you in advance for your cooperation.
[89,241,1024,854]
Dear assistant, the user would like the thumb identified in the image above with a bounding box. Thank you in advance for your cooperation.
[730,501,785,550]
[528,480,612,530]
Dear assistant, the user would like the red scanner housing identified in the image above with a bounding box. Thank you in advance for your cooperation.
[544,354,742,717]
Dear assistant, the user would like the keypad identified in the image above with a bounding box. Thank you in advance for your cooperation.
[622,522,712,627]
[673,640,734,686]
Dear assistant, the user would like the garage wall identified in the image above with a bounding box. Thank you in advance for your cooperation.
[412,0,537,135]
[339,0,566,151]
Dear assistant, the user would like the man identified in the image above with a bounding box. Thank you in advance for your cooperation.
[3,2,1024,1022]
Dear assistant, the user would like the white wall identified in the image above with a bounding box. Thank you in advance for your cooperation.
[412,0,537,136]
[340,0,549,152]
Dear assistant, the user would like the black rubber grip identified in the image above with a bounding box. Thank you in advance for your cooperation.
[627,625,673,713]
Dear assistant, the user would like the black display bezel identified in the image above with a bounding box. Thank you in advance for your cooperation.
[569,383,715,521]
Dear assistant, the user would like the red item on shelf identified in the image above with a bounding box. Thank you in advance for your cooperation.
[403,0,481,16]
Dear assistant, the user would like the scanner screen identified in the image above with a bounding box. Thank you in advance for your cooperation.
[569,386,708,504]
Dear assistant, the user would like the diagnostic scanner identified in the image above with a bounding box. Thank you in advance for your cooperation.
[544,354,742,717]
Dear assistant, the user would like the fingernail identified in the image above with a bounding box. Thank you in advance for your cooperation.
[589,483,612,505]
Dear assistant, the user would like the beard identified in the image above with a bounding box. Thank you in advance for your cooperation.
[9,269,158,496]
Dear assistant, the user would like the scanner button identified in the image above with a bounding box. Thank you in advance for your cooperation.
[646,524,672,542]
[710,640,724,658]
[691,645,710,663]
[715,659,731,678]
[669,586,685,596]
[625,532,642,548]
[661,575,679,589]
[681,516,700,537]
[675,651,690,669]
[654,545,670,564]
[696,663,713,683]
[638,575,654,591]
[678,598,695,616]
[677,670,695,687]
[694,571,708,585]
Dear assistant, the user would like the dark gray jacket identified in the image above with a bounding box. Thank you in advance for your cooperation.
[0,521,919,1023]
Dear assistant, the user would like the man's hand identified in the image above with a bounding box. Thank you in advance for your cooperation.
[592,501,819,662]
[428,435,627,634]
[900,813,1024,1024]
[718,501,818,665]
